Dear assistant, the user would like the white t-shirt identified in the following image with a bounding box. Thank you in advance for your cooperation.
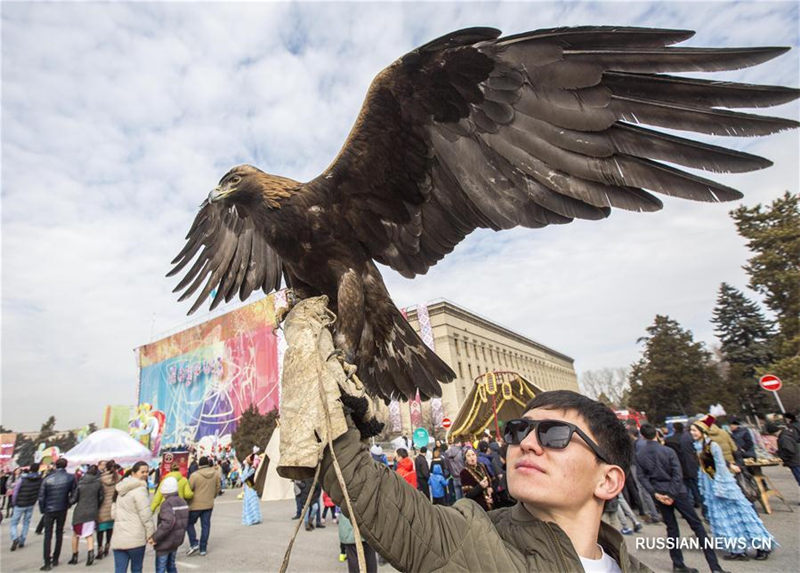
[578,544,622,573]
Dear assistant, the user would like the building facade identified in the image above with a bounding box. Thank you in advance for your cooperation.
[397,299,579,436]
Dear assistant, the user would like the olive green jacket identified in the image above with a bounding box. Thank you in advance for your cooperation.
[322,429,651,573]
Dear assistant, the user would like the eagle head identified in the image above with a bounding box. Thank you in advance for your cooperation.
[208,164,263,204]
[209,164,297,209]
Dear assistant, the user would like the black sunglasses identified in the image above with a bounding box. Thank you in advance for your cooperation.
[504,418,611,464]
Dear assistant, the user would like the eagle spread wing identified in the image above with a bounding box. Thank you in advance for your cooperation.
[316,26,798,278]
[170,26,797,402]
[168,200,283,314]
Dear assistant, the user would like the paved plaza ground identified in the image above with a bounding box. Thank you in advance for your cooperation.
[1,466,797,572]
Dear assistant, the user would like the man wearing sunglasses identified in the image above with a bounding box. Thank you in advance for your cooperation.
[319,389,650,572]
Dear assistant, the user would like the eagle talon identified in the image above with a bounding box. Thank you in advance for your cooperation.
[327,349,358,380]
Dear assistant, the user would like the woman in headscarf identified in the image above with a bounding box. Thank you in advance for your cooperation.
[459,449,493,511]
[690,416,775,561]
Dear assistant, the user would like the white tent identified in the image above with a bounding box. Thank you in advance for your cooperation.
[62,428,154,467]
[260,426,294,501]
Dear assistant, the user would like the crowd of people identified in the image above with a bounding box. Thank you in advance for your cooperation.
[3,402,799,573]
[1,454,234,572]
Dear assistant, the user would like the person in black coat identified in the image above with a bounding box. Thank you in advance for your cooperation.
[9,463,43,551]
[636,424,723,573]
[664,422,702,509]
[414,447,431,500]
[768,422,800,486]
[67,465,104,566]
[38,458,77,570]
[729,418,756,461]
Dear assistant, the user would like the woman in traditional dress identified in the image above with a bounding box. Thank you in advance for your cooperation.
[459,449,493,511]
[240,454,262,526]
[690,416,775,561]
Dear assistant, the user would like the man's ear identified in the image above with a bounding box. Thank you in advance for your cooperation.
[594,465,626,501]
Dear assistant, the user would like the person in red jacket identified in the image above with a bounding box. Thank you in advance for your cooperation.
[394,449,416,489]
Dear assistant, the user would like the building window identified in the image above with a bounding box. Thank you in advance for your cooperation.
[458,362,463,379]
[468,364,473,379]
[464,340,470,358]
[455,340,460,356]
[482,345,487,362]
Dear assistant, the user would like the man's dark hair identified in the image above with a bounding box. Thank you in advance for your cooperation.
[199,456,210,467]
[419,446,427,454]
[396,448,408,459]
[672,422,684,433]
[729,416,741,426]
[29,462,40,473]
[478,441,489,453]
[525,390,632,474]
[640,424,657,440]
[171,463,180,472]
[55,458,68,469]
[786,413,797,424]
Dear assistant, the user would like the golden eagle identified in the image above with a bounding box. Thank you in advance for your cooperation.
[169,26,798,402]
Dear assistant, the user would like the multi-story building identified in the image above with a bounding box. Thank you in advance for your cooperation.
[396,299,579,436]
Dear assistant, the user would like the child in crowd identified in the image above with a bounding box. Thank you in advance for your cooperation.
[428,465,448,505]
[321,491,338,523]
[150,477,189,573]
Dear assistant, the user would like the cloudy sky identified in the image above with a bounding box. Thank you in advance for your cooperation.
[2,1,798,430]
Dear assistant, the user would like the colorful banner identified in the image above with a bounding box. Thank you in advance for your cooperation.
[103,405,135,432]
[160,451,189,479]
[0,433,17,471]
[137,295,281,451]
[415,303,446,425]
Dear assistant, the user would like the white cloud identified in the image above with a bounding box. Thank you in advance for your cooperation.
[1,1,798,430]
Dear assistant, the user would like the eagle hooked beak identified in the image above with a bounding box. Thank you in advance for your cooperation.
[207,186,226,203]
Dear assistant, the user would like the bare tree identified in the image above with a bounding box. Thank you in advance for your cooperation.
[579,367,630,406]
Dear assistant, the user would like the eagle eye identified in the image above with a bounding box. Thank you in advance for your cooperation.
[230,175,242,185]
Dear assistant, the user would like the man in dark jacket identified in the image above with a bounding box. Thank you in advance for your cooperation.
[414,447,431,499]
[636,425,725,573]
[729,417,756,461]
[768,422,800,486]
[785,413,800,437]
[37,458,77,571]
[664,422,702,508]
[150,476,189,573]
[10,462,43,551]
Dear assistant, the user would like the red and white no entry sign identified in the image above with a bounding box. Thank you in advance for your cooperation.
[441,417,452,429]
[759,374,782,392]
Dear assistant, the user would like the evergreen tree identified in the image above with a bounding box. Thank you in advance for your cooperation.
[50,431,77,454]
[711,282,775,415]
[37,416,57,443]
[628,315,731,423]
[14,433,36,466]
[731,192,800,383]
[231,405,278,462]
